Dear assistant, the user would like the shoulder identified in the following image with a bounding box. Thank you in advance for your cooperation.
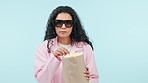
[37,40,47,47]
[36,38,56,49]
[35,40,48,52]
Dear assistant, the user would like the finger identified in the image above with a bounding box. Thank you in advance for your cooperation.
[54,50,63,56]
[58,47,69,55]
[59,49,69,56]
[84,74,90,81]
[86,77,90,80]
[84,67,89,74]
[84,74,89,77]
[60,50,66,55]
[57,50,64,56]
[85,67,89,71]
[84,70,89,75]
[62,48,70,54]
[84,73,90,80]
[57,47,66,55]
[84,71,89,74]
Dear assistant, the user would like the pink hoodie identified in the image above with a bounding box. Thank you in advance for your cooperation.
[34,37,99,83]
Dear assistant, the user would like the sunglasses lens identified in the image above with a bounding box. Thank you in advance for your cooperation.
[53,20,74,28]
[54,20,63,27]
[65,20,74,28]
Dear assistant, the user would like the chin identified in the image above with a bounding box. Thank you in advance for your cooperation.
[58,34,71,38]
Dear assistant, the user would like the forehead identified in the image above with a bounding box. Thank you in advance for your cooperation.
[56,13,72,20]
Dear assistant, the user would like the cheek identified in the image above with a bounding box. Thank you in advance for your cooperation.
[68,29,73,34]
[55,28,59,33]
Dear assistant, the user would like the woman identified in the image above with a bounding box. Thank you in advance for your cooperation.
[34,6,99,83]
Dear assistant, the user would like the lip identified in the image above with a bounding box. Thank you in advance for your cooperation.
[59,31,67,33]
[59,31,67,32]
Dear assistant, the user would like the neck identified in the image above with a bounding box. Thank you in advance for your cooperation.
[58,36,71,45]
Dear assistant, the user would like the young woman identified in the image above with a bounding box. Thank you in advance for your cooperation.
[34,6,99,83]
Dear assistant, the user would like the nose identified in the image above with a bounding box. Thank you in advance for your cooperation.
[61,24,66,29]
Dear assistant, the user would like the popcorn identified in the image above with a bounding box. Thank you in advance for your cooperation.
[63,52,83,58]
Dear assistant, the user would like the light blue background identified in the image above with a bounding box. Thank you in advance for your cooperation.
[0,0,148,83]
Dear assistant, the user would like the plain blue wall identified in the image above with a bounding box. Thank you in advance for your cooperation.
[0,0,148,83]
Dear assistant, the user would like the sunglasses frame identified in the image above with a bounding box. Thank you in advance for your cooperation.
[52,20,75,28]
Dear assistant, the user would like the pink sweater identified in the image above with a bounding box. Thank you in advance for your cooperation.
[34,37,99,83]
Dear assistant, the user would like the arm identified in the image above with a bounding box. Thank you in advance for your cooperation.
[84,45,99,83]
[34,42,61,83]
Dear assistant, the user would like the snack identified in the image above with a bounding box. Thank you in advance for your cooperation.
[62,52,89,83]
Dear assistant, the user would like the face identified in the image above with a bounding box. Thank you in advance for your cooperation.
[54,13,74,38]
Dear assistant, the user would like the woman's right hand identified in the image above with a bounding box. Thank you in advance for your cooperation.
[53,47,70,57]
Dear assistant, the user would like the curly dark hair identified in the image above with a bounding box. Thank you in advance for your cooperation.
[44,6,93,50]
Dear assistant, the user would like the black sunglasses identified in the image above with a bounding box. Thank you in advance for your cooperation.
[52,20,75,28]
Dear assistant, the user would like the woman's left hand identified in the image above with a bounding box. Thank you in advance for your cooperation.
[84,67,90,80]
